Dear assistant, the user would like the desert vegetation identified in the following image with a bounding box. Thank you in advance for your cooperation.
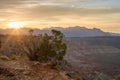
[0,29,67,64]
[18,29,67,64]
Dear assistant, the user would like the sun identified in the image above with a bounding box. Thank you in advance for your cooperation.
[8,22,25,29]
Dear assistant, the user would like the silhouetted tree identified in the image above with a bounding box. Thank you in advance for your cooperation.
[18,30,42,61]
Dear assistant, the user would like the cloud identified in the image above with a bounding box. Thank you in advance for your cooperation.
[0,0,114,9]
[44,0,98,3]
[18,5,120,19]
[0,0,120,33]
[0,0,120,20]
[0,3,120,24]
[0,0,24,8]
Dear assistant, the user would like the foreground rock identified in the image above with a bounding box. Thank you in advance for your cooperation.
[0,60,76,80]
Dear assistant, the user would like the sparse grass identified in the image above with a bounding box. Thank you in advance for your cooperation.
[10,55,22,60]
[0,54,22,61]
[0,55,10,61]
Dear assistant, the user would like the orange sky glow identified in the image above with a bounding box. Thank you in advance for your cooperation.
[0,0,120,33]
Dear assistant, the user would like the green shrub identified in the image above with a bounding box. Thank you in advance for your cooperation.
[19,29,67,65]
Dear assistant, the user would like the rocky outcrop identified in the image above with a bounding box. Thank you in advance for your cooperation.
[0,60,75,80]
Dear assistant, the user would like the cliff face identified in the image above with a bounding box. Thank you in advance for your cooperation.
[65,38,120,79]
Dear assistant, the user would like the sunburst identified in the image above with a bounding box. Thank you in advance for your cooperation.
[8,22,25,29]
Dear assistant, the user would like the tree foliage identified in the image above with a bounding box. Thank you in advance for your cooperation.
[19,29,67,64]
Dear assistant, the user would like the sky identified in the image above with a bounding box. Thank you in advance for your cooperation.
[0,0,120,33]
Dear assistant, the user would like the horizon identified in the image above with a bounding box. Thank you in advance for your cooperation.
[1,26,120,34]
[0,0,120,33]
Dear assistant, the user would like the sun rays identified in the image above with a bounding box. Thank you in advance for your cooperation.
[0,28,23,51]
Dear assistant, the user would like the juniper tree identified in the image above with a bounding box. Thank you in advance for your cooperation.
[19,29,67,64]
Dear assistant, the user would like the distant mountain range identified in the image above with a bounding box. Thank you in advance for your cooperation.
[0,26,120,37]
